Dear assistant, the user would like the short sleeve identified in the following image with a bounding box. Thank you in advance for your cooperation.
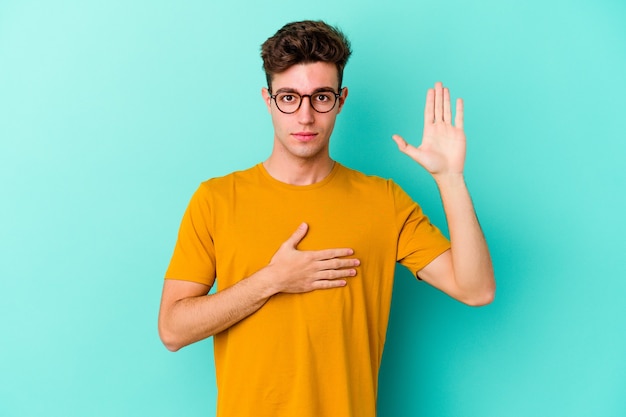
[164,183,217,286]
[393,181,451,276]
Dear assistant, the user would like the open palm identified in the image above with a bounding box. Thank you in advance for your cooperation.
[392,82,466,178]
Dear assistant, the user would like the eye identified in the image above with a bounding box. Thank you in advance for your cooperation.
[315,93,333,102]
[278,94,297,103]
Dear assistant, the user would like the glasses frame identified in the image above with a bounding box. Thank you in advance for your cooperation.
[269,88,343,114]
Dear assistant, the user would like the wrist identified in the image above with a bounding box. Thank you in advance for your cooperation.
[433,172,466,189]
[251,265,282,298]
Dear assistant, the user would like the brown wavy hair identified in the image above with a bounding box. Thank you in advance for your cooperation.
[261,20,352,92]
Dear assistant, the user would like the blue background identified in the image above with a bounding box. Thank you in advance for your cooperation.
[1,0,624,416]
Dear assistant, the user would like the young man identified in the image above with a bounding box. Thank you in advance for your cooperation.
[159,20,494,417]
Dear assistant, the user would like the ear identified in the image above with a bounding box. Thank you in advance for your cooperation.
[261,87,272,112]
[336,87,349,114]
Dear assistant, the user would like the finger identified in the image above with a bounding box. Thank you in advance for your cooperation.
[284,222,308,248]
[455,97,464,129]
[434,82,443,122]
[318,257,360,270]
[311,278,348,290]
[423,88,435,124]
[312,247,355,260]
[392,134,422,162]
[391,134,409,153]
[313,267,358,287]
[443,87,451,124]
[317,267,357,280]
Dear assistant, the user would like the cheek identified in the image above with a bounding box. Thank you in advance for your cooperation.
[270,113,289,133]
[321,114,338,129]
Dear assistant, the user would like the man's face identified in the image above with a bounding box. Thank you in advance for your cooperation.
[262,62,348,164]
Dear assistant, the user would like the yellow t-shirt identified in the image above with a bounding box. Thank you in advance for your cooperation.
[165,163,450,417]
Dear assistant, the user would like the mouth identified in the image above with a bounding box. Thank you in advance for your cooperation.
[292,132,318,142]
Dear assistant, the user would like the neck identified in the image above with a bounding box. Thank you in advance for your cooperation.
[263,154,335,186]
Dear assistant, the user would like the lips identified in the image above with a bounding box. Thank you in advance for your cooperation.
[292,132,318,142]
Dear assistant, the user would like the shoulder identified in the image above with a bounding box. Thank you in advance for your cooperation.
[199,164,261,191]
[181,165,261,209]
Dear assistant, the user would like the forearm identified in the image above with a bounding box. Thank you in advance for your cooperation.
[159,269,277,351]
[435,174,495,305]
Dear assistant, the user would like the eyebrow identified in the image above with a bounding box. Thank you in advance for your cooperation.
[273,87,338,94]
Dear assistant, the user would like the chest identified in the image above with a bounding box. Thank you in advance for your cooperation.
[210,185,399,289]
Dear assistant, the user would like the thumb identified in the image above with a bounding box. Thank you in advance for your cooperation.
[285,222,308,248]
[391,134,407,151]
[391,134,415,156]
[392,134,422,162]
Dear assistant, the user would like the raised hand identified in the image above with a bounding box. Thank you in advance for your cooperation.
[265,222,359,293]
[392,82,466,179]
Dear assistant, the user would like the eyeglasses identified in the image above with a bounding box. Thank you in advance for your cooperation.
[269,89,342,114]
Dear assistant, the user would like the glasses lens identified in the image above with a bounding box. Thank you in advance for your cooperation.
[311,92,337,113]
[275,93,300,113]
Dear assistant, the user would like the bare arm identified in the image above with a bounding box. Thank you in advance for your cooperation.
[392,82,495,306]
[158,222,360,351]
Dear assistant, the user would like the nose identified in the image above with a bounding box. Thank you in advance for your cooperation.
[297,96,315,124]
